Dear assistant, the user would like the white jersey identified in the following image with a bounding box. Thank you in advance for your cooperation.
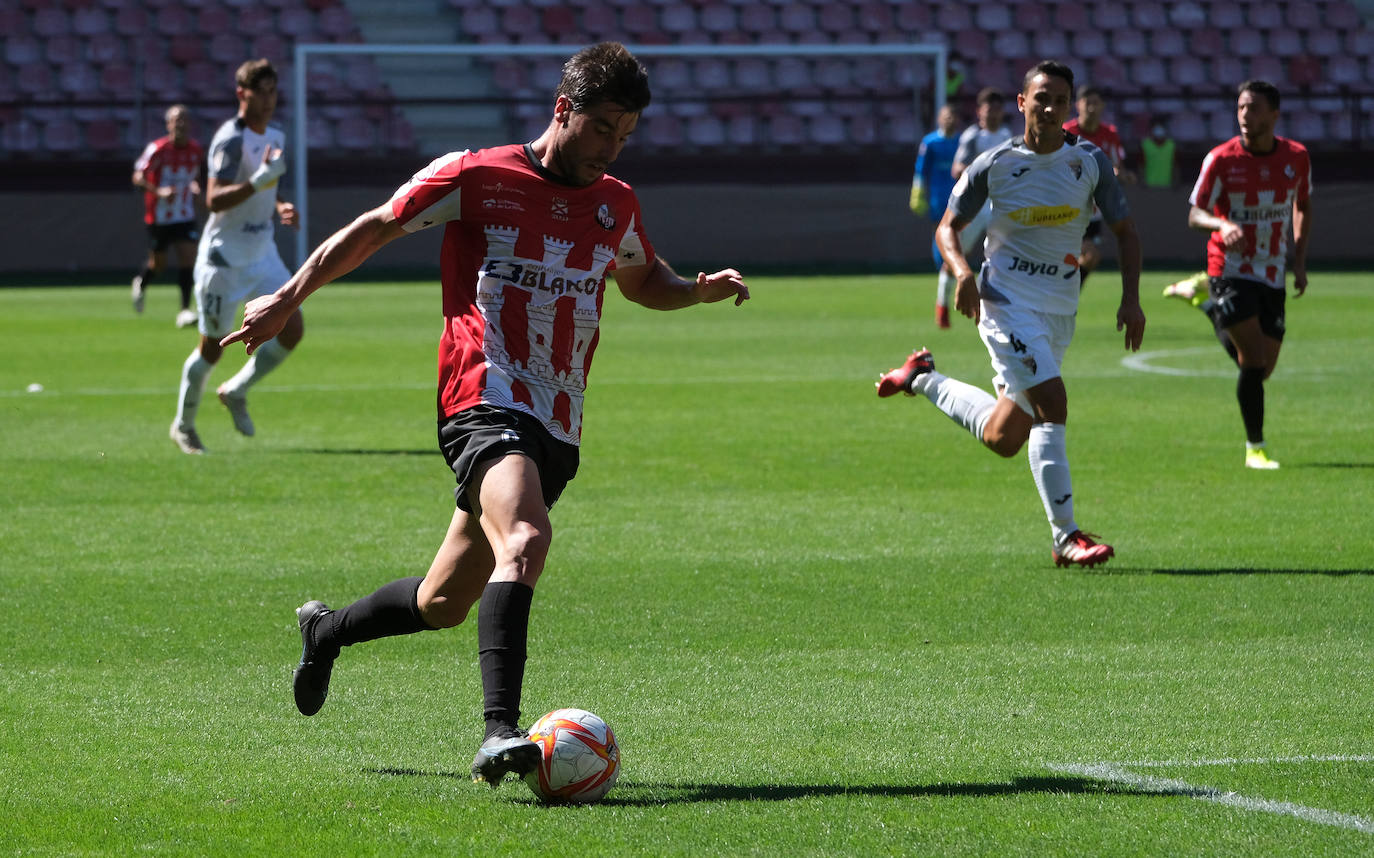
[949,134,1128,316]
[198,117,286,268]
[955,124,1014,170]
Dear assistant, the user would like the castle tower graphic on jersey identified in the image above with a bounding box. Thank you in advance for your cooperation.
[390,144,654,446]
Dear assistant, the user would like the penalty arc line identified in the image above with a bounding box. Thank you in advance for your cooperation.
[1048,760,1374,835]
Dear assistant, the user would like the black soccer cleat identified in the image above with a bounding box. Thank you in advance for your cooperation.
[292,600,337,716]
[471,727,541,787]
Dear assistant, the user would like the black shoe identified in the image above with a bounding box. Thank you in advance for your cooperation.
[471,727,541,787]
[292,600,337,716]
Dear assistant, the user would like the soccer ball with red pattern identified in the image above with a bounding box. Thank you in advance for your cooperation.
[522,708,620,803]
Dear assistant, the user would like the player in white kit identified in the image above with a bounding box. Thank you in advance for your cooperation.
[170,59,300,454]
[878,61,1146,568]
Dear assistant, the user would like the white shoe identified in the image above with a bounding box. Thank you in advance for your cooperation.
[169,421,206,455]
[175,308,198,328]
[217,386,255,437]
[132,276,146,314]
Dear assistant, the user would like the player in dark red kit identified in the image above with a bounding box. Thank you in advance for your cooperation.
[1187,80,1311,470]
[222,43,750,787]
[131,104,204,326]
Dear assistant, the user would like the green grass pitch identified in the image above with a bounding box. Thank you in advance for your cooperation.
[2,272,1371,856]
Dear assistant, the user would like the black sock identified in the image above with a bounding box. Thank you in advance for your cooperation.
[318,576,432,654]
[478,581,534,738]
[177,268,193,309]
[1237,366,1266,444]
[134,266,154,288]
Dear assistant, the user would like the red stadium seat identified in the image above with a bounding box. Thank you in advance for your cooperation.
[1289,55,1323,87]
[319,5,357,40]
[100,63,135,97]
[1054,3,1086,29]
[1013,2,1049,30]
[1089,56,1127,90]
[847,113,879,146]
[16,62,55,99]
[644,113,684,147]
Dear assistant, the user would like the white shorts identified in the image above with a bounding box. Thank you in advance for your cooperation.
[978,301,1076,404]
[194,251,291,338]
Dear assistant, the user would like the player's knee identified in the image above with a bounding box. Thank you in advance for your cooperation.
[982,428,1025,458]
[417,592,473,628]
[503,521,552,575]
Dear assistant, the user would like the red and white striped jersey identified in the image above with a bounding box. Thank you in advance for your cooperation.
[134,136,203,225]
[389,144,655,446]
[1190,136,1311,288]
[1063,119,1125,170]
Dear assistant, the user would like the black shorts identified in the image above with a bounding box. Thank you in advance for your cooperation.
[1207,276,1286,341]
[438,405,580,513]
[146,221,200,252]
[1083,219,1104,243]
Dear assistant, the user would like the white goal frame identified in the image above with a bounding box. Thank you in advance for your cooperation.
[291,41,948,265]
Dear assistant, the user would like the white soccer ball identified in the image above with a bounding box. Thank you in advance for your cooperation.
[523,708,620,804]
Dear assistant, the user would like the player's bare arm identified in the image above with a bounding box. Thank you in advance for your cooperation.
[1109,216,1146,351]
[1188,205,1245,252]
[612,256,749,310]
[207,145,285,213]
[1291,196,1311,297]
[935,209,978,321]
[222,204,406,353]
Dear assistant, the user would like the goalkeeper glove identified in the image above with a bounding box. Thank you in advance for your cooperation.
[909,181,928,216]
[250,148,286,191]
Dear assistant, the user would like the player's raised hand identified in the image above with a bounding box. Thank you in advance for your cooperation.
[696,269,750,306]
[221,292,292,354]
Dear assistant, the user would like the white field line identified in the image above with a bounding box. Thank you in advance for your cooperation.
[1049,758,1374,835]
[1120,346,1237,377]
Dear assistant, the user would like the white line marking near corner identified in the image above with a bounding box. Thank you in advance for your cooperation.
[1049,758,1374,835]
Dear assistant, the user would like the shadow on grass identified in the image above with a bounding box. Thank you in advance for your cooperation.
[1091,567,1374,576]
[1288,462,1374,469]
[365,769,1168,805]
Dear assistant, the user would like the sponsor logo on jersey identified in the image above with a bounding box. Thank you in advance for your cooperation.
[1011,166,1030,178]
[1007,205,1080,227]
[550,197,570,221]
[595,203,615,230]
[1007,256,1070,278]
[241,221,271,234]
[483,198,525,212]
[483,181,526,196]
[1229,204,1291,224]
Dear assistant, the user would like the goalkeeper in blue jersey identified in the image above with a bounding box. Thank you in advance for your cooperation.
[910,104,962,328]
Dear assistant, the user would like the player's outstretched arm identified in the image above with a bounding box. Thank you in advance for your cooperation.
[613,256,749,310]
[1109,216,1146,351]
[221,203,406,353]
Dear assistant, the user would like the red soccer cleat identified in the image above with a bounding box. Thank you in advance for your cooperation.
[876,348,935,398]
[1052,531,1115,568]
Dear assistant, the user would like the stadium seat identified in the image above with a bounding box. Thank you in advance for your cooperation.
[934,2,972,31]
[4,36,41,65]
[155,5,193,35]
[1013,2,1049,30]
[1092,2,1128,29]
[33,7,71,38]
[45,35,82,66]
[1170,111,1206,144]
[319,5,357,40]
[113,5,148,37]
[777,3,815,35]
[100,63,135,97]
[241,6,277,36]
[847,113,879,146]
[1228,28,1263,57]
[893,2,929,33]
[1347,29,1374,63]
[1131,58,1167,90]
[1208,109,1235,141]
[43,118,83,153]
[1168,56,1208,92]
[500,4,539,38]
[184,61,222,99]
[16,63,55,100]
[1209,2,1243,29]
[686,115,725,147]
[306,116,334,150]
[1165,1,1209,26]
[1326,55,1363,88]
[1305,28,1341,58]
[58,63,101,99]
[733,57,771,93]
[809,114,846,146]
[1112,30,1147,58]
[1284,3,1321,31]
[692,59,731,93]
[1326,2,1362,30]
[1188,28,1224,56]
[766,113,804,147]
[72,6,110,36]
[1248,54,1283,84]
[580,4,620,37]
[88,32,127,64]
[197,2,233,34]
[1267,29,1303,59]
[1053,3,1087,30]
[815,59,858,96]
[460,5,499,38]
[992,31,1029,60]
[84,118,124,152]
[1089,57,1127,90]
[855,1,894,34]
[954,30,989,60]
[1132,2,1168,29]
[725,114,758,147]
[974,3,1010,31]
[1289,55,1323,88]
[2,118,41,154]
[644,113,684,147]
[250,33,289,64]
[1289,110,1325,140]
[169,36,203,66]
[206,31,244,65]
[1072,30,1107,60]
[1211,56,1245,91]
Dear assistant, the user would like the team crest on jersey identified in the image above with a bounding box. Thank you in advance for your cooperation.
[1021,355,1038,374]
[1068,158,1082,180]
[595,203,615,230]
[1284,164,1296,179]
[550,197,570,221]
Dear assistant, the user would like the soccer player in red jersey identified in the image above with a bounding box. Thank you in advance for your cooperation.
[1187,80,1311,470]
[131,105,204,326]
[1063,86,1131,288]
[222,43,750,787]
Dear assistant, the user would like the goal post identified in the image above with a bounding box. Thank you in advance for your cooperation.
[291,41,948,266]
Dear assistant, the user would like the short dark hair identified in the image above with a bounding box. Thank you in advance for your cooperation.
[235,58,277,92]
[1023,60,1075,94]
[1239,79,1281,110]
[1077,84,1103,101]
[557,42,651,114]
[976,87,1005,106]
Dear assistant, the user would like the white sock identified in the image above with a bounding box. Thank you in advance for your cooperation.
[1028,423,1076,545]
[175,350,213,429]
[937,270,954,307]
[220,337,290,396]
[914,371,997,442]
